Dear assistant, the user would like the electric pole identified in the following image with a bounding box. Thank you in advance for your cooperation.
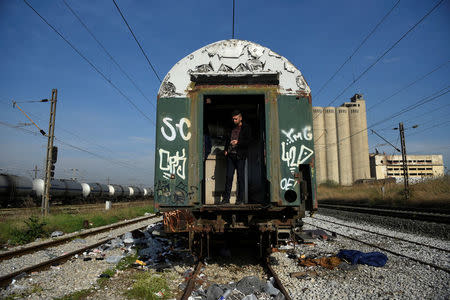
[33,165,40,179]
[42,89,58,216]
[398,122,409,200]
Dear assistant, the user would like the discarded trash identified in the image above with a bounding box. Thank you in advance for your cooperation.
[337,250,388,267]
[123,232,134,244]
[99,273,110,278]
[298,256,341,270]
[236,276,265,295]
[135,259,146,266]
[218,289,232,300]
[83,257,92,261]
[154,288,166,298]
[242,294,258,300]
[51,231,63,238]
[264,279,281,296]
[106,255,123,264]
[303,229,334,240]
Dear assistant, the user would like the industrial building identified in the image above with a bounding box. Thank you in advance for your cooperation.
[313,94,370,185]
[370,154,445,182]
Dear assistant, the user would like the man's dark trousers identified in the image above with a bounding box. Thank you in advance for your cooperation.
[223,155,245,203]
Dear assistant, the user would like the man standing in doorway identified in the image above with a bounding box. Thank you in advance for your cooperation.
[221,110,251,205]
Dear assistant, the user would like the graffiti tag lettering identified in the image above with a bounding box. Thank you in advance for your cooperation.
[281,126,313,144]
[280,178,296,190]
[161,117,191,141]
[281,142,314,169]
[159,148,187,180]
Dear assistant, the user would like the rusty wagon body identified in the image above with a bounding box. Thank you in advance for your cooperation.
[154,39,317,252]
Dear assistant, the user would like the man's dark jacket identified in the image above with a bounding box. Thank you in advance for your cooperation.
[224,122,251,159]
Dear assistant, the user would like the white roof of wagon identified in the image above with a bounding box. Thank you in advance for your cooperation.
[158,39,310,98]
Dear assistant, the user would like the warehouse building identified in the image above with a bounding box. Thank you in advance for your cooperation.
[313,94,370,185]
[369,154,444,182]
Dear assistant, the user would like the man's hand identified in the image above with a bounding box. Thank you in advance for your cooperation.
[224,151,228,156]
[231,140,238,146]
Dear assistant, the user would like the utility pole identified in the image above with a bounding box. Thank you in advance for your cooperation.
[398,122,409,200]
[42,89,58,216]
[33,165,40,179]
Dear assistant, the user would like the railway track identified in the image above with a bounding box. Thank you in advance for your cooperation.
[0,213,162,287]
[179,257,292,300]
[304,215,450,273]
[318,203,450,224]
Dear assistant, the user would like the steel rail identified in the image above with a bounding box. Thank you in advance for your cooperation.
[303,220,450,274]
[319,203,450,224]
[312,215,450,253]
[179,260,204,300]
[265,258,293,300]
[0,214,158,261]
[0,214,161,287]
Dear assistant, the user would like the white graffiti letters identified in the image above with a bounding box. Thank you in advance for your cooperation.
[176,118,191,141]
[281,126,313,143]
[280,178,296,191]
[159,148,187,180]
[281,142,314,167]
[161,117,191,141]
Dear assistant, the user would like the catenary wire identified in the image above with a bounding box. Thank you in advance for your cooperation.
[315,0,401,99]
[325,0,445,107]
[367,60,450,111]
[23,0,156,126]
[112,0,162,83]
[0,120,153,174]
[313,0,445,122]
[313,85,449,153]
[62,0,156,110]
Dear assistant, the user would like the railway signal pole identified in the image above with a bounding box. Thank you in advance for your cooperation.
[42,89,58,216]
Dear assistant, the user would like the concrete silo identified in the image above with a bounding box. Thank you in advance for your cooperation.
[354,95,370,179]
[313,107,327,184]
[349,107,363,181]
[336,107,353,185]
[324,107,339,184]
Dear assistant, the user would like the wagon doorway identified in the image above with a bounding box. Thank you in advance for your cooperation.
[203,94,267,205]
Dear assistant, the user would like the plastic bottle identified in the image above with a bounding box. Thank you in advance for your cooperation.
[218,289,232,300]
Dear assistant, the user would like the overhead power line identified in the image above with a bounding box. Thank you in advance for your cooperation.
[315,0,401,99]
[314,85,449,152]
[112,0,162,83]
[1,120,153,174]
[62,0,156,110]
[322,0,445,109]
[368,60,450,111]
[23,0,155,126]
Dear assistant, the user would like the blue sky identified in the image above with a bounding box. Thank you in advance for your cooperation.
[1,0,449,186]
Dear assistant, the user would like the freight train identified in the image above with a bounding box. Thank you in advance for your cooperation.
[0,173,152,207]
[154,39,317,256]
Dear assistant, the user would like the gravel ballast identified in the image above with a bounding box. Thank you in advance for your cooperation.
[269,213,450,300]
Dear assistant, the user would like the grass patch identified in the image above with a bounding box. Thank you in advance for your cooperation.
[126,271,172,300]
[54,288,93,300]
[0,205,154,246]
[318,176,450,208]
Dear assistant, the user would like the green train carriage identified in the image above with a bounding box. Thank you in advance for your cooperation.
[154,39,317,252]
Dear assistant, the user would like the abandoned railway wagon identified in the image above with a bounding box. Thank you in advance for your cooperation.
[154,39,317,254]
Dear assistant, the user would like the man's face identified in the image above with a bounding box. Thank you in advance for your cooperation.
[232,114,242,125]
